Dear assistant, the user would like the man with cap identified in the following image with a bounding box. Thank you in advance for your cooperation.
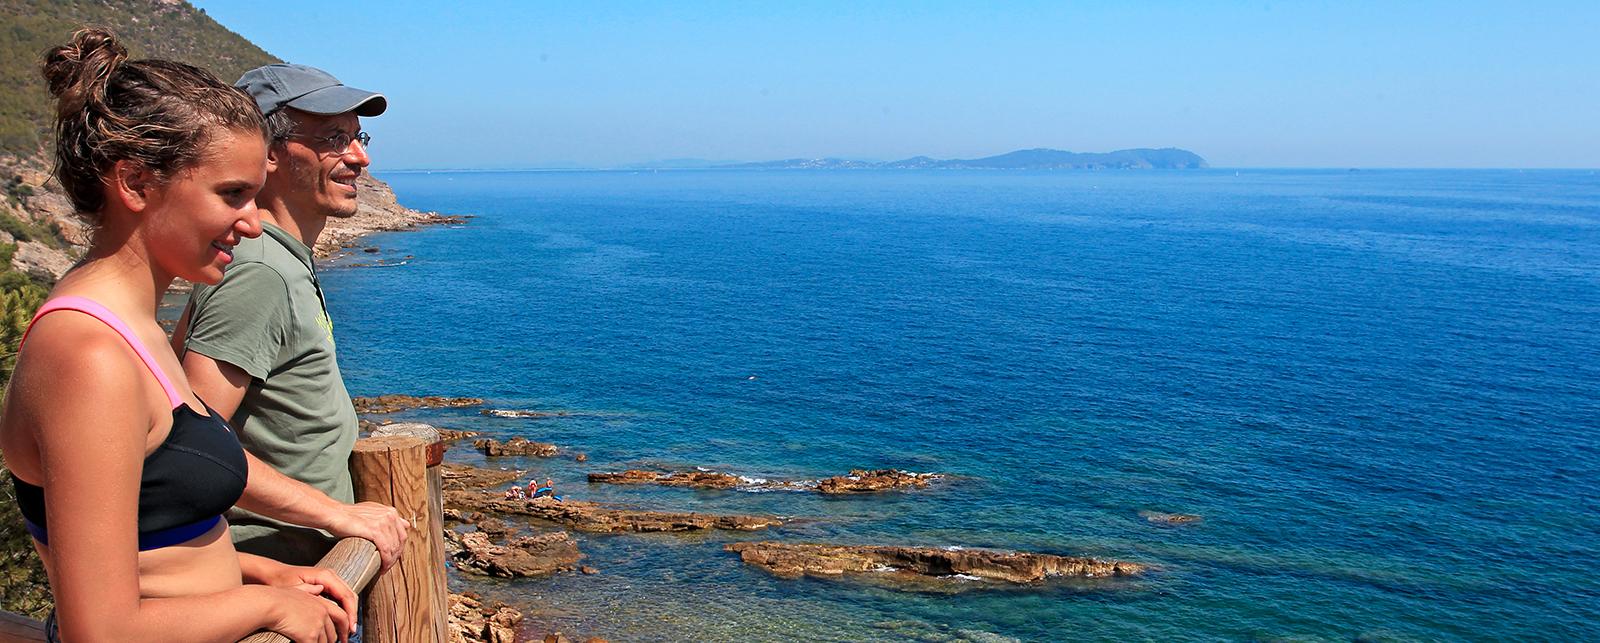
[173,64,409,570]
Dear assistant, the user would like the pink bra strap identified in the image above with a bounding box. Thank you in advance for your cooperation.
[23,296,186,409]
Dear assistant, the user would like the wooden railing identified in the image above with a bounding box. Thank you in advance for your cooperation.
[0,427,448,643]
[237,536,382,643]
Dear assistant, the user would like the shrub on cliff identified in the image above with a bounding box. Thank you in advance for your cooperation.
[0,270,49,618]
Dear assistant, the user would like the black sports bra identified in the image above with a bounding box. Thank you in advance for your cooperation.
[8,296,248,550]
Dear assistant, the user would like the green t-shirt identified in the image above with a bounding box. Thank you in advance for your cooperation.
[183,222,358,565]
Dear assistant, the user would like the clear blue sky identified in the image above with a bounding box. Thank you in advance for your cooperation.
[194,1,1599,169]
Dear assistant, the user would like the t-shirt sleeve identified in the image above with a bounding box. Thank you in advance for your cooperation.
[182,262,292,381]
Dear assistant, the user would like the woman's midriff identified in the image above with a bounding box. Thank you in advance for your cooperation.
[38,519,243,598]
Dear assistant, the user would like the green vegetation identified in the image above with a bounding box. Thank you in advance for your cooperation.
[0,210,60,248]
[0,0,281,156]
[0,268,48,619]
[0,0,283,618]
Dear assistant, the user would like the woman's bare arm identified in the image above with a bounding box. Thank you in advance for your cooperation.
[23,317,341,643]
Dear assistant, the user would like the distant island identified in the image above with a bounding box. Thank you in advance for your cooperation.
[717,147,1207,170]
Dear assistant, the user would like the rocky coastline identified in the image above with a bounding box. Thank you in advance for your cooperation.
[380,399,1154,641]
[1,159,463,284]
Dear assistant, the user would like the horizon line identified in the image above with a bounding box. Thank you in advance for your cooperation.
[375,166,1600,173]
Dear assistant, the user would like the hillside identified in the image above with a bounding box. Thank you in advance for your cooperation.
[0,0,279,156]
[725,147,1209,170]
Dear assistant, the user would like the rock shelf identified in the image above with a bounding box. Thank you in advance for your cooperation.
[587,469,743,489]
[725,542,1145,583]
[585,467,945,494]
[353,394,484,414]
[441,463,523,492]
[446,529,584,578]
[816,469,944,494]
[445,490,781,534]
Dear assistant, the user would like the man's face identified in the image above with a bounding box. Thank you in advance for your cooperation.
[270,110,370,219]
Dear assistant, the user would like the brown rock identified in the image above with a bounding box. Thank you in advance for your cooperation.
[442,463,523,491]
[574,452,588,462]
[353,394,484,414]
[444,508,484,524]
[477,516,516,537]
[543,635,571,643]
[816,469,943,494]
[448,591,522,643]
[446,529,583,578]
[363,246,381,253]
[579,565,599,575]
[724,542,1144,583]
[475,437,559,457]
[445,489,781,534]
[437,428,481,442]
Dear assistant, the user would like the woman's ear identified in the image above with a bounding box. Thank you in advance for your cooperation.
[264,142,282,173]
[110,159,155,213]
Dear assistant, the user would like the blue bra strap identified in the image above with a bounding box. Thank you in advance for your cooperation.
[25,514,222,551]
[23,517,47,544]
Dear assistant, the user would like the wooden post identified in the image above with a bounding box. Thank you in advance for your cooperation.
[350,426,446,643]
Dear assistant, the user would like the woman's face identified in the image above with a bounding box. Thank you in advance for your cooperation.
[142,127,268,284]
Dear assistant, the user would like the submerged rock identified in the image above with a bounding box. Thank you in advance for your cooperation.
[353,394,484,414]
[587,469,743,489]
[482,409,571,419]
[446,529,583,578]
[445,490,781,533]
[724,542,1144,583]
[1138,510,1203,526]
[475,437,559,457]
[816,469,944,494]
[447,591,522,643]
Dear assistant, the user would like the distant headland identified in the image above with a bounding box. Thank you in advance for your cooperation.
[714,147,1208,170]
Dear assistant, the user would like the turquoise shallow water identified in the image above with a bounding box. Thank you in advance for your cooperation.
[331,169,1600,642]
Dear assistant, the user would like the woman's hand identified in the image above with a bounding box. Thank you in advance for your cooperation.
[243,558,357,642]
[259,584,352,643]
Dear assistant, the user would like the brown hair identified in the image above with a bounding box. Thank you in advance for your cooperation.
[41,27,265,218]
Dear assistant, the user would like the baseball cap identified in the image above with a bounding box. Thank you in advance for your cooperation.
[236,64,387,117]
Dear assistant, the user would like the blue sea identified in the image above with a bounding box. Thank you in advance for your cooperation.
[330,169,1600,642]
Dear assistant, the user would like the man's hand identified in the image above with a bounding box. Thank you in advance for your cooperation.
[325,501,410,570]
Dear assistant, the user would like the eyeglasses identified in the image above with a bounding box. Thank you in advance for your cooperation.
[294,130,372,155]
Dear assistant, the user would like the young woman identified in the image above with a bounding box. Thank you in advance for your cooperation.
[0,29,357,642]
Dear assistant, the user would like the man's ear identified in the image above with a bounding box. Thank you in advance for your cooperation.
[110,159,155,213]
[265,142,283,173]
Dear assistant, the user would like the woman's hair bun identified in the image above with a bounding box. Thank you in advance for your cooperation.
[42,27,129,115]
[40,26,263,217]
